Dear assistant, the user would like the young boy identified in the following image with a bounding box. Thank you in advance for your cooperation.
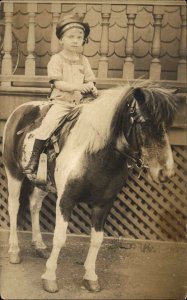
[25,14,98,174]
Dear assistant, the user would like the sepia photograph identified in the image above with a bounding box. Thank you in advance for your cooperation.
[0,0,186,299]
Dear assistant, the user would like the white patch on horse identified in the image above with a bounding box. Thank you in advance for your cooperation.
[41,143,87,281]
[164,134,175,176]
[29,187,48,249]
[70,85,131,153]
[116,134,128,152]
[21,131,37,167]
[84,228,104,281]
[5,167,22,257]
[54,141,86,195]
[41,207,68,281]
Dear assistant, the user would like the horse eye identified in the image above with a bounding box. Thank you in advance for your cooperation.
[158,126,167,136]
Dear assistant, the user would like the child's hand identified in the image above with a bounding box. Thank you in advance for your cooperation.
[79,82,94,94]
[91,86,98,97]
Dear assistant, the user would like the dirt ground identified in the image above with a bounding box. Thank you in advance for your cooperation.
[0,230,187,300]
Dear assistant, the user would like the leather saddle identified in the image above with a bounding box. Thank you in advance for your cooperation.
[17,104,81,158]
[17,104,82,191]
[44,105,81,160]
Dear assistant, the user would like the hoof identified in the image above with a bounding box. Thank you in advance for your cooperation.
[42,279,58,293]
[81,279,101,292]
[9,253,21,264]
[35,248,50,259]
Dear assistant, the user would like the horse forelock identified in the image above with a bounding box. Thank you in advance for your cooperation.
[68,85,132,153]
[141,87,178,127]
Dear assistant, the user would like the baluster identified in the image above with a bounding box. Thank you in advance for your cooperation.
[25,3,37,76]
[98,4,111,78]
[1,2,13,86]
[177,6,187,82]
[123,5,137,79]
[149,6,164,80]
[75,4,86,20]
[75,5,86,54]
[51,3,61,55]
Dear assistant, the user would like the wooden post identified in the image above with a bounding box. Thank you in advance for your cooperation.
[1,2,13,86]
[75,4,87,54]
[50,3,61,55]
[149,6,164,80]
[177,6,187,82]
[75,4,86,20]
[97,4,111,78]
[25,3,37,76]
[123,5,137,79]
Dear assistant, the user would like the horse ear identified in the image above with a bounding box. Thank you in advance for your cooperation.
[133,88,146,104]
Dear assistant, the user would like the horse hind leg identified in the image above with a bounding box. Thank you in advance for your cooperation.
[6,169,22,264]
[29,187,49,259]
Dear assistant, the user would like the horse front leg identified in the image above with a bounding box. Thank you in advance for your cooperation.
[82,227,103,292]
[82,204,112,292]
[41,203,68,293]
[29,187,49,258]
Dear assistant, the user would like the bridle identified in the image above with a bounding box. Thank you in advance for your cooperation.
[114,97,149,176]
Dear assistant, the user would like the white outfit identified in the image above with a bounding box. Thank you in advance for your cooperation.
[35,51,96,140]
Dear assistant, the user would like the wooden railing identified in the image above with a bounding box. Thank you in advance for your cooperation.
[0,0,186,89]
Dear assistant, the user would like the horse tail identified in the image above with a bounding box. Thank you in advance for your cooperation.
[17,177,33,229]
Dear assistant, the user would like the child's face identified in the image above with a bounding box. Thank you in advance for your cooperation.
[60,28,84,52]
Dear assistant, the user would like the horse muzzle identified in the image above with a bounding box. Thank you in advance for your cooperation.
[158,171,169,183]
[148,165,175,183]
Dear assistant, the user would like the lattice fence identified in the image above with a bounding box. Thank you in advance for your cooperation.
[0,138,186,242]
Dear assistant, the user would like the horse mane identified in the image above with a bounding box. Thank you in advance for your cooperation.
[67,82,178,154]
[68,85,132,153]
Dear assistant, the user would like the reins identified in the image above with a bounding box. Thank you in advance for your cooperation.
[114,147,149,178]
[114,97,149,177]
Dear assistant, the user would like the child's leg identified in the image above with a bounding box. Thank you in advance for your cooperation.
[24,102,74,174]
[35,102,73,140]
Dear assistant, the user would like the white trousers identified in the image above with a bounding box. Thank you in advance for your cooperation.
[35,101,76,140]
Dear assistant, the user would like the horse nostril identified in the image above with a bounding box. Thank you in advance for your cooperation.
[158,169,168,183]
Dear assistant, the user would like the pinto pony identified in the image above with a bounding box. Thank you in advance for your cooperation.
[2,84,178,293]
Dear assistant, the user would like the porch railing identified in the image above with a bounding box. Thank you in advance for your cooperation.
[0,0,186,89]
